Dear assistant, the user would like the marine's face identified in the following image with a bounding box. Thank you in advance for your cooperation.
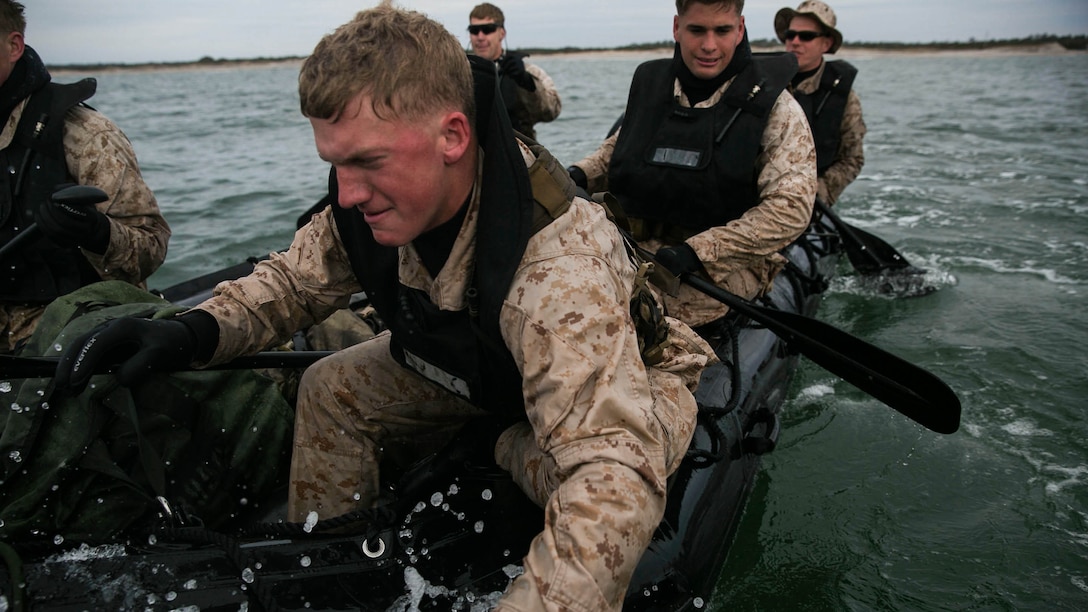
[469,18,505,61]
[310,92,470,247]
[673,2,746,80]
[785,15,833,72]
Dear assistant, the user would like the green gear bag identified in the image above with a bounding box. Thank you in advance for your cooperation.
[0,281,295,542]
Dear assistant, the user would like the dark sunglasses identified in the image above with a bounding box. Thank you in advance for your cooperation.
[784,29,824,42]
[468,23,500,35]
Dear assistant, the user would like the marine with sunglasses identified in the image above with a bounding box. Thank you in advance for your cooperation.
[776,0,866,206]
[467,3,561,140]
[568,0,816,334]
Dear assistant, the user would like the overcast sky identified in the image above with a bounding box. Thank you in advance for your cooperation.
[25,0,1088,65]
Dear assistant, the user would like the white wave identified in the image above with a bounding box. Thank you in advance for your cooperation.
[952,256,1079,284]
[1001,418,1055,437]
[799,383,836,399]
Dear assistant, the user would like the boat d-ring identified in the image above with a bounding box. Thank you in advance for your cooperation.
[361,535,387,559]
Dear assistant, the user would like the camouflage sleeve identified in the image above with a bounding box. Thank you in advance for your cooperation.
[571,130,618,194]
[819,89,866,205]
[63,106,170,287]
[495,199,704,610]
[518,62,562,125]
[686,90,816,271]
[194,206,359,363]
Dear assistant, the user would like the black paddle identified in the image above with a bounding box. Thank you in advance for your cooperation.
[814,198,925,276]
[0,184,110,262]
[0,351,334,380]
[681,273,960,434]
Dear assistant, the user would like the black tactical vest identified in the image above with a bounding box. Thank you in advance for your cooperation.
[331,55,573,415]
[608,53,797,235]
[0,78,100,303]
[790,60,857,174]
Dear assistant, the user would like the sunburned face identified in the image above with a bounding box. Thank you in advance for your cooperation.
[469,18,505,61]
[784,15,833,72]
[310,92,472,247]
[673,2,746,81]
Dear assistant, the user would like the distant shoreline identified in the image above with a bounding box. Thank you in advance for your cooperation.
[48,40,1085,75]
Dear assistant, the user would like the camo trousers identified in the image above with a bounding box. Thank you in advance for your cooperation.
[288,325,706,611]
[288,331,484,521]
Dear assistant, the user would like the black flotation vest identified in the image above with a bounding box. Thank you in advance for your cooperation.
[330,55,573,415]
[0,78,101,303]
[790,60,857,174]
[608,53,797,238]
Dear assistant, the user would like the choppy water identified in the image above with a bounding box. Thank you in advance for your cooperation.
[61,50,1088,610]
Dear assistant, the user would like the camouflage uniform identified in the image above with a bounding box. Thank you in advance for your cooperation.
[574,82,817,328]
[194,142,715,611]
[794,61,866,205]
[0,102,170,353]
[510,62,562,140]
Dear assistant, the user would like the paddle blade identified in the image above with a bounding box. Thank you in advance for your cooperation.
[684,275,961,434]
[765,307,961,434]
[840,222,915,275]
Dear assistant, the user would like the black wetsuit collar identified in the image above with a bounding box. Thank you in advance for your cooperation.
[0,45,51,127]
[414,197,470,278]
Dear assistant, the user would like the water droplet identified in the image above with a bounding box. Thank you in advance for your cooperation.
[474,521,484,533]
[53,534,64,545]
[184,579,198,590]
[165,591,177,601]
[300,555,311,567]
[241,567,255,584]
[0,382,11,393]
[481,489,493,501]
[430,492,444,506]
[693,597,705,608]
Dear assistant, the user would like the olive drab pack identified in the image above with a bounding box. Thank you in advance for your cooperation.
[0,281,295,542]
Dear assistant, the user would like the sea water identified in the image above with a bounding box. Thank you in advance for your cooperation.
[56,49,1088,610]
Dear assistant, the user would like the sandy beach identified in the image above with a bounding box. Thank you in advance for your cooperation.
[48,41,1082,75]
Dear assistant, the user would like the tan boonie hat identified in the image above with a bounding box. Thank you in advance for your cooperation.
[775,0,843,54]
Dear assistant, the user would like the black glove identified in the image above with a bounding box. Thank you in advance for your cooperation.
[499,52,535,92]
[54,311,218,395]
[35,193,111,253]
[654,243,704,277]
[567,165,588,191]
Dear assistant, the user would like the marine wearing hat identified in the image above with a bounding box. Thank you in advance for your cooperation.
[776,0,866,206]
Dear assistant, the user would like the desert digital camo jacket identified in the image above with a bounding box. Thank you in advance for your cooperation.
[575,80,817,328]
[0,101,169,351]
[195,141,716,611]
[795,61,866,205]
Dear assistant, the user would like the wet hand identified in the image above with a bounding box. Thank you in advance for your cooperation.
[500,52,535,92]
[54,317,199,395]
[35,195,111,253]
[654,243,704,277]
